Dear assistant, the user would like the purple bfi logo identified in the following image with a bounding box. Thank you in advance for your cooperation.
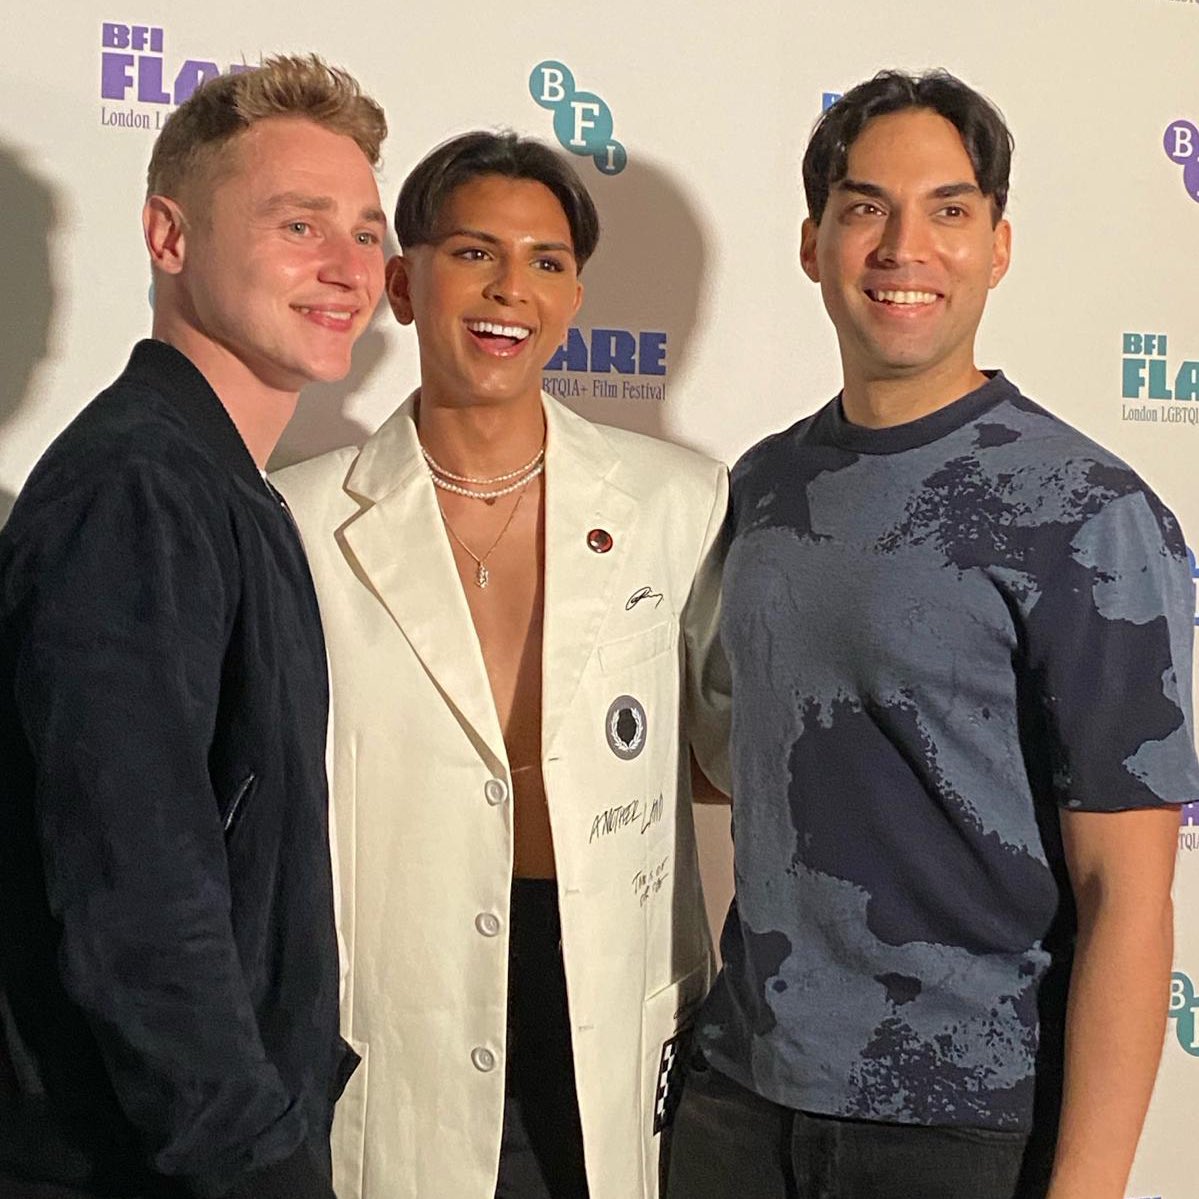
[101,23,252,108]
[1164,120,1199,203]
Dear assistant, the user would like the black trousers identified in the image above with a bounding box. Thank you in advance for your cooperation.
[665,1051,1053,1199]
[494,879,590,1199]
[0,1182,103,1199]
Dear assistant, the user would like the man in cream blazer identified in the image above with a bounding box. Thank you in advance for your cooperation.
[275,131,729,1199]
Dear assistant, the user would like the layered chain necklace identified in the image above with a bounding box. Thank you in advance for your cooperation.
[423,440,545,589]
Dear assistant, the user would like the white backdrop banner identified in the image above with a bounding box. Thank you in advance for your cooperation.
[2,4,1197,1196]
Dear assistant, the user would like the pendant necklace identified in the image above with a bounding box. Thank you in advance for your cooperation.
[439,479,532,589]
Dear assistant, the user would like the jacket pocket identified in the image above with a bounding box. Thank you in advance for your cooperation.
[331,1035,369,1199]
[598,620,675,674]
[639,958,711,1197]
[222,771,257,837]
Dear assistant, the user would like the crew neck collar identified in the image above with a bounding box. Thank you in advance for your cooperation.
[821,371,1015,455]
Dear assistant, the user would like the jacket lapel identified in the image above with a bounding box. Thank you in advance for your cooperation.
[338,396,508,770]
[541,396,639,755]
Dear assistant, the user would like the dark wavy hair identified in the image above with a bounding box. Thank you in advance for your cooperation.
[394,130,601,269]
[803,70,1013,225]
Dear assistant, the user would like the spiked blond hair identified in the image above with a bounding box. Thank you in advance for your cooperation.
[146,53,386,201]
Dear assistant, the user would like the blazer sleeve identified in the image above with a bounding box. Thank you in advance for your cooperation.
[8,460,330,1199]
[680,461,733,795]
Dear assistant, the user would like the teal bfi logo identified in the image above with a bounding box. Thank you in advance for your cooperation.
[529,61,626,175]
[1120,333,1199,426]
[822,91,842,111]
[1122,334,1199,402]
[1168,972,1199,1056]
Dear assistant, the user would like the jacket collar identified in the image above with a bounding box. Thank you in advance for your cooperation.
[338,391,639,764]
[121,339,264,491]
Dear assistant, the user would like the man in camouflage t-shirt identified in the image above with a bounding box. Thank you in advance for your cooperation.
[667,71,1199,1199]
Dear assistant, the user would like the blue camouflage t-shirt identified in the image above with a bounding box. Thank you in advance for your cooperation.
[698,372,1199,1131]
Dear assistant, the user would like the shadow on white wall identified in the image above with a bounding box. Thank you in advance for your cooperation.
[0,144,57,529]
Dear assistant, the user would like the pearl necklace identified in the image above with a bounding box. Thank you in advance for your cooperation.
[421,441,545,501]
[420,442,544,485]
[427,462,544,501]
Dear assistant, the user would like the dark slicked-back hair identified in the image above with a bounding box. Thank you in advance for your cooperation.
[395,130,601,269]
[803,70,1013,225]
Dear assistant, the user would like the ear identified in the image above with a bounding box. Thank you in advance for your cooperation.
[989,218,1012,289]
[570,278,583,321]
[385,255,416,325]
[799,217,821,283]
[143,195,188,275]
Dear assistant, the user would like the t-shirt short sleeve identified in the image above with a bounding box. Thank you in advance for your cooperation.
[1024,485,1199,812]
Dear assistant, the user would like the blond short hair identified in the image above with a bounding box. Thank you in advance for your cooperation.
[146,53,386,201]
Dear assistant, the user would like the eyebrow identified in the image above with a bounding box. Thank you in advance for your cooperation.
[837,179,984,203]
[436,226,576,256]
[261,192,387,226]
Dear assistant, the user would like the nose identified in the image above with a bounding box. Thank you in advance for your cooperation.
[481,255,527,307]
[319,231,377,293]
[873,209,932,268]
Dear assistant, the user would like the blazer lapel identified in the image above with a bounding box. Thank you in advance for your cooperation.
[541,395,639,755]
[339,396,509,769]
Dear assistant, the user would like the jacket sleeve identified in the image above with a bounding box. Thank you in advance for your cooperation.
[680,461,733,795]
[9,461,330,1199]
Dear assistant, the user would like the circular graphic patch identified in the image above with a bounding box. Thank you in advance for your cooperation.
[605,695,647,760]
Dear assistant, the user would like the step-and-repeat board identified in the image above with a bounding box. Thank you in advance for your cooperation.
[2,5,1196,1195]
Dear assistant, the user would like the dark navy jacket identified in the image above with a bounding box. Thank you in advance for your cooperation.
[0,341,349,1197]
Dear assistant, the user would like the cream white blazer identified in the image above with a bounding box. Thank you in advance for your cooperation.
[273,393,729,1199]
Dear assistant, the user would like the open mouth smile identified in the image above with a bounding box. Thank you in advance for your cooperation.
[866,289,940,307]
[294,306,356,330]
[465,318,534,356]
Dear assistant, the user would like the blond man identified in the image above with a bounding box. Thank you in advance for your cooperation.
[0,56,386,1198]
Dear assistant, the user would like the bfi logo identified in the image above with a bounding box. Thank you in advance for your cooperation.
[1163,119,1199,203]
[529,61,627,176]
[1168,972,1199,1056]
[1121,334,1199,401]
[101,23,251,107]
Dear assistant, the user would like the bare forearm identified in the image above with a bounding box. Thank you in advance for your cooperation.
[1046,898,1173,1199]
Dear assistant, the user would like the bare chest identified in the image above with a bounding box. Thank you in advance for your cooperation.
[438,483,544,743]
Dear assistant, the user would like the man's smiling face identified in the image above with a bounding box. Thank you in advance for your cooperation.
[387,173,583,410]
[801,106,1010,398]
[174,115,386,395]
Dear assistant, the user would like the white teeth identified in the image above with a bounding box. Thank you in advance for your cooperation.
[466,320,531,340]
[298,308,352,320]
[871,289,938,305]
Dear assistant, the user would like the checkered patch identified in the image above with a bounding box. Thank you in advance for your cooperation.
[653,1026,692,1135]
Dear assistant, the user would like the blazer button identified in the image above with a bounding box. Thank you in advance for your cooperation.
[483,778,508,806]
[471,1046,497,1072]
[475,912,501,937]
